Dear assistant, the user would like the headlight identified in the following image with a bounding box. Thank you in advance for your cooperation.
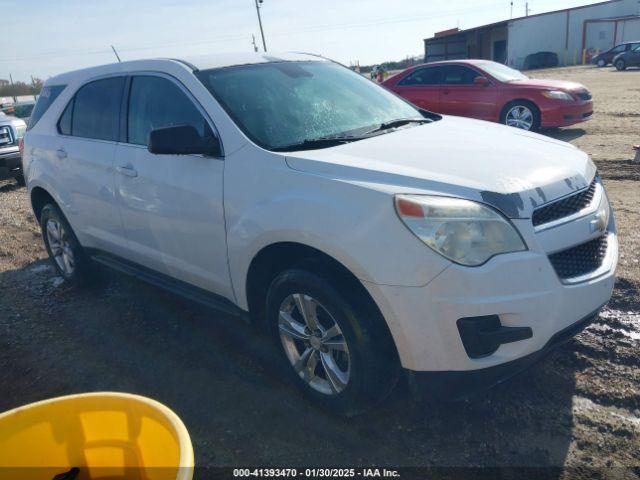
[395,195,527,266]
[541,90,574,101]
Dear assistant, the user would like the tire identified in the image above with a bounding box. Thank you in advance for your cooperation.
[596,59,606,68]
[14,173,25,186]
[40,204,94,285]
[615,59,626,71]
[500,100,541,132]
[266,268,399,416]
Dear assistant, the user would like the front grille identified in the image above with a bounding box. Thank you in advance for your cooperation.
[548,234,608,279]
[0,126,12,147]
[532,177,597,227]
[576,91,592,101]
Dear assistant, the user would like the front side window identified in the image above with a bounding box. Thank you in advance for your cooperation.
[611,45,626,53]
[71,77,124,141]
[127,76,212,146]
[441,65,480,85]
[28,85,65,130]
[399,67,441,86]
[196,61,425,150]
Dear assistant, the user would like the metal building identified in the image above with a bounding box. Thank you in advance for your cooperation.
[424,0,640,69]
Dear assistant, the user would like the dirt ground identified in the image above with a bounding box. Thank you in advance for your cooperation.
[0,65,638,475]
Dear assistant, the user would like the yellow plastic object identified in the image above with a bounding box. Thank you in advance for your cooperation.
[0,392,194,480]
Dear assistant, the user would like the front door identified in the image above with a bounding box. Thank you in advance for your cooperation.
[437,64,497,121]
[114,74,232,298]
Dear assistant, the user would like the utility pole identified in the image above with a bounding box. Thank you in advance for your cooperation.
[525,2,530,16]
[251,34,259,52]
[111,45,122,63]
[254,0,267,52]
[510,1,514,19]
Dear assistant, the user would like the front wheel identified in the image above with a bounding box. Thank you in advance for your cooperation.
[596,59,606,68]
[500,101,540,132]
[266,268,399,416]
[615,59,626,71]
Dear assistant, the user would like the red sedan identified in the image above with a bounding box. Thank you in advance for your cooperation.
[382,60,593,131]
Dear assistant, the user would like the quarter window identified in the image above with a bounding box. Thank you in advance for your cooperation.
[127,75,212,146]
[70,77,125,141]
[399,67,441,86]
[28,85,66,130]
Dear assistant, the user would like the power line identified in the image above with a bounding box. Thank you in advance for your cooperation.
[0,0,526,66]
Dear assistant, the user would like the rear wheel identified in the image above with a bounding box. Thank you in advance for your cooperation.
[14,173,25,186]
[41,204,94,285]
[266,268,399,416]
[500,101,540,131]
[615,59,626,71]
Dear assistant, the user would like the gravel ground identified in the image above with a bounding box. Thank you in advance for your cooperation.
[0,65,638,475]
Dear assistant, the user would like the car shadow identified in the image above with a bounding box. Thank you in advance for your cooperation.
[543,128,586,142]
[0,259,580,473]
[0,181,23,193]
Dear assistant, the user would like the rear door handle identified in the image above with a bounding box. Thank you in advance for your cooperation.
[56,148,67,159]
[116,165,138,178]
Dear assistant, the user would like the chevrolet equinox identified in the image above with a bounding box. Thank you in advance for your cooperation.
[22,53,617,415]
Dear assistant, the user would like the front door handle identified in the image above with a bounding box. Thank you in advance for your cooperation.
[56,148,67,159]
[116,165,138,178]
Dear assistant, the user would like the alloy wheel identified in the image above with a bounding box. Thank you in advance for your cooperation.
[278,293,350,395]
[46,218,75,276]
[505,105,534,130]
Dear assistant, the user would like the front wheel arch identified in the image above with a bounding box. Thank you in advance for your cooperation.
[499,99,541,132]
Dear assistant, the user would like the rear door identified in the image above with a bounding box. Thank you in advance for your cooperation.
[114,73,232,297]
[391,66,442,111]
[55,76,128,256]
[437,64,497,121]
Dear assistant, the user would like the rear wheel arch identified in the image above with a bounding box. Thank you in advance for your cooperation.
[30,186,58,224]
[245,242,400,360]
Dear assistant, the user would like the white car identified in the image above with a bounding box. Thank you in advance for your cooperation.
[23,53,617,415]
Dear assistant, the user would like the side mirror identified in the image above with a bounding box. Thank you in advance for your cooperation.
[148,125,221,157]
[473,76,490,87]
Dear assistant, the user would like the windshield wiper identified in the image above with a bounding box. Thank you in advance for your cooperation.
[271,136,366,152]
[365,118,431,135]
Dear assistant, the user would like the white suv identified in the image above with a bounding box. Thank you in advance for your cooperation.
[23,53,617,415]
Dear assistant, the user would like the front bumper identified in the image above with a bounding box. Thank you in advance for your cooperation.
[0,147,22,179]
[406,307,602,400]
[541,100,594,128]
[363,181,618,388]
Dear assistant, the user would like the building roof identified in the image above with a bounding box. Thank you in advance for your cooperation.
[424,0,630,42]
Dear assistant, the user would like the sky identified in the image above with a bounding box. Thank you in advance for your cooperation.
[2,0,606,83]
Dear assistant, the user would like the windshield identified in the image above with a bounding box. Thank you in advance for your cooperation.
[196,61,425,150]
[480,61,529,82]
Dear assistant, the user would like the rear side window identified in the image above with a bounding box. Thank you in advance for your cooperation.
[28,85,66,130]
[69,77,125,141]
[127,75,212,146]
[399,67,441,86]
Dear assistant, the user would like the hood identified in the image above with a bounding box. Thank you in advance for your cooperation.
[285,116,596,218]
[509,78,587,92]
